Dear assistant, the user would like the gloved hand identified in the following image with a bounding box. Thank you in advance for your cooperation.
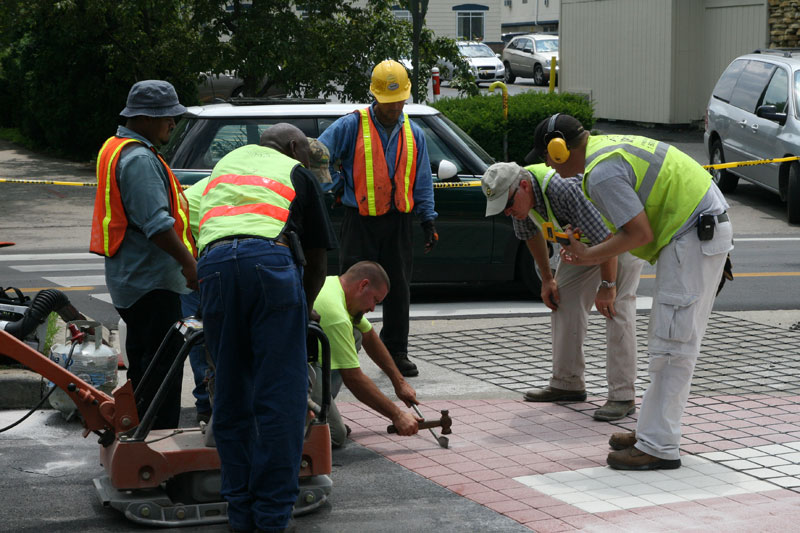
[421,220,438,254]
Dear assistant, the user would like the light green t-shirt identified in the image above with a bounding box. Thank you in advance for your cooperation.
[184,177,210,242]
[315,276,372,370]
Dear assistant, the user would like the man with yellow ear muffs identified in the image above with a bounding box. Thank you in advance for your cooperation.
[527,113,733,472]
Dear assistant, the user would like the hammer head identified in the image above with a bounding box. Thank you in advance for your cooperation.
[439,410,452,435]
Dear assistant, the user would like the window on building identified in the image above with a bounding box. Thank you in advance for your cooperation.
[457,11,485,41]
[393,9,412,23]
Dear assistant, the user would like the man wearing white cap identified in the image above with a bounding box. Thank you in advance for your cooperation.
[481,162,644,422]
[319,60,439,378]
[90,80,196,429]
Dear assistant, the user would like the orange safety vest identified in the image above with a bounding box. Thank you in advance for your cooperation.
[90,136,196,258]
[352,108,418,216]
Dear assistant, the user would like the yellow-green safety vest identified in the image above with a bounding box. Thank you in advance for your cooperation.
[524,164,592,245]
[582,135,710,263]
[197,144,298,253]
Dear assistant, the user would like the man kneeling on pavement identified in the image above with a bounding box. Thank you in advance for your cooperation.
[310,260,420,447]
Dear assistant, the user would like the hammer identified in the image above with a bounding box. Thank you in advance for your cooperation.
[387,407,452,449]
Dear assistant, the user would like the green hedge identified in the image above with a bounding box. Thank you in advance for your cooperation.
[431,91,595,165]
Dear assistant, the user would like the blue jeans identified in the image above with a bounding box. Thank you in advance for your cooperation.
[180,290,211,415]
[198,238,307,532]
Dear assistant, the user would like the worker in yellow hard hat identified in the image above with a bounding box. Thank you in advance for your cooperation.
[318,60,439,379]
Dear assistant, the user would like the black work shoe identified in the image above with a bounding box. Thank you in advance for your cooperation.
[523,386,587,402]
[607,446,681,470]
[593,400,636,421]
[609,430,637,450]
[196,411,212,425]
[392,353,419,377]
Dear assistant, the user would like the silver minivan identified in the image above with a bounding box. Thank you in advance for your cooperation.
[704,50,800,223]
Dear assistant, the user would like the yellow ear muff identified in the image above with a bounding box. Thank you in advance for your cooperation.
[547,137,570,164]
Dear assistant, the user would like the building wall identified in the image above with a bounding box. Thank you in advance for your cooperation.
[560,0,768,124]
[424,1,504,44]
[501,0,560,33]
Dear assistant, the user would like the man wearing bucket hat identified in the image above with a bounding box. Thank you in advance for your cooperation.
[90,80,196,429]
[318,60,438,378]
[481,162,644,422]
[527,113,733,471]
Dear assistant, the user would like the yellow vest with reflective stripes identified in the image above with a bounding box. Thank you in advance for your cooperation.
[582,135,710,263]
[197,145,298,253]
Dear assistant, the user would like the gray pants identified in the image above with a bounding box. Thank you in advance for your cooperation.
[310,367,346,447]
[310,328,362,448]
[635,221,732,460]
[549,252,645,400]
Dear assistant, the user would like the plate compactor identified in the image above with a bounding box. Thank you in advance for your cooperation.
[0,295,333,528]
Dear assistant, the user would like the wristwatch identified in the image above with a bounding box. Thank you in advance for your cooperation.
[600,280,616,289]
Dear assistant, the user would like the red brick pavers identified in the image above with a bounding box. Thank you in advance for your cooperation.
[339,395,800,531]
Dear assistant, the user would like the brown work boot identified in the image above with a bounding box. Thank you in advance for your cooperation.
[523,386,587,402]
[607,446,681,470]
[609,430,637,450]
[593,400,636,421]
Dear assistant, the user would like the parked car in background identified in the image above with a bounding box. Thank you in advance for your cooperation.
[704,49,800,223]
[163,101,551,295]
[501,33,559,86]
[196,72,279,103]
[440,41,505,85]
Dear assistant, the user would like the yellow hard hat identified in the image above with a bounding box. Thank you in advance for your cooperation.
[369,60,411,103]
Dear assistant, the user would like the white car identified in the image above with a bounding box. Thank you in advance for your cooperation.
[501,34,559,86]
[441,42,505,85]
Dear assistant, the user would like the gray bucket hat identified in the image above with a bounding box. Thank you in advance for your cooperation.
[120,80,187,118]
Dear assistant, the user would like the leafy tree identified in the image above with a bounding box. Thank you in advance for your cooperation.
[0,0,211,159]
[193,0,475,103]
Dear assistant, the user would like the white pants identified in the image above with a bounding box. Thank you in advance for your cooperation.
[550,252,645,400]
[635,220,733,460]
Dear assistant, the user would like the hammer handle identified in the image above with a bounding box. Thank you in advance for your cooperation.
[387,419,441,434]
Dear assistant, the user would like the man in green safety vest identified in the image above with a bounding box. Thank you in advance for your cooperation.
[481,161,645,422]
[527,114,733,471]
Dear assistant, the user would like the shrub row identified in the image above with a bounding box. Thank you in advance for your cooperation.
[431,91,595,165]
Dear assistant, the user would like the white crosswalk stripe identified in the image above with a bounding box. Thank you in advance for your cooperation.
[0,252,110,304]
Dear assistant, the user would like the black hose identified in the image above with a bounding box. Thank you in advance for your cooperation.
[3,289,72,340]
[0,339,78,433]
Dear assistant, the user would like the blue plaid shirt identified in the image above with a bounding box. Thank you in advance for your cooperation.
[512,172,610,246]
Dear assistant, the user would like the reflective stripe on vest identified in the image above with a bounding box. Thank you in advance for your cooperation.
[353,108,418,216]
[524,164,592,245]
[90,136,196,258]
[582,135,711,263]
[197,144,297,252]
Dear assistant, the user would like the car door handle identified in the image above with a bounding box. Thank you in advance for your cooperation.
[739,119,748,128]
[750,124,759,133]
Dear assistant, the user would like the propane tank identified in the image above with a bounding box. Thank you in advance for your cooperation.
[48,320,118,420]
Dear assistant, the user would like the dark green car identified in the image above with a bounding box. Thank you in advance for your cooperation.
[163,101,544,295]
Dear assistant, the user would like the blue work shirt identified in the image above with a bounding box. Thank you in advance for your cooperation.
[104,126,189,309]
[318,102,437,222]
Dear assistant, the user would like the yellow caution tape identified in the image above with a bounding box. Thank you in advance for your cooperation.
[0,177,194,189]
[703,155,800,170]
[0,177,97,187]
[433,180,481,188]
[7,153,800,191]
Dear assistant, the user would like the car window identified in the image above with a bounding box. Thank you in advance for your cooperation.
[712,59,747,102]
[167,118,317,169]
[522,39,533,53]
[729,60,776,113]
[407,119,467,175]
[795,71,800,118]
[761,67,788,113]
[459,44,496,58]
[534,39,559,53]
